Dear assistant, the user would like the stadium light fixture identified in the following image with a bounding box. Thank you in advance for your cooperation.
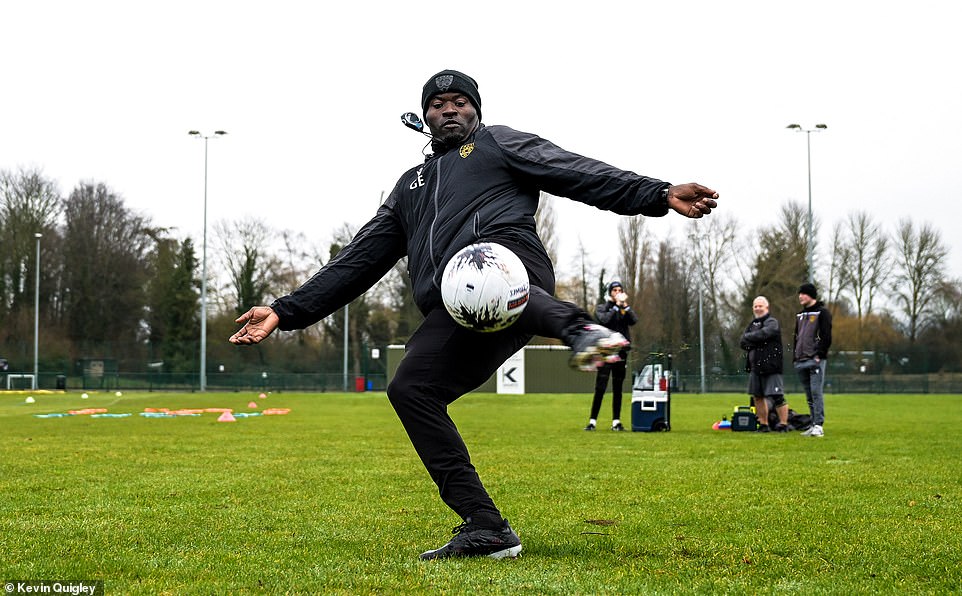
[188,130,228,392]
[786,123,828,282]
[34,233,42,390]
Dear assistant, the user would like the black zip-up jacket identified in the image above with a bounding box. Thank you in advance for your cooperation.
[741,314,784,375]
[271,124,671,330]
[595,299,638,346]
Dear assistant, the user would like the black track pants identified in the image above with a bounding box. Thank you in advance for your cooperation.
[387,286,586,525]
[589,357,627,422]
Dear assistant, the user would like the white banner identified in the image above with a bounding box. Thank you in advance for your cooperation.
[496,349,525,394]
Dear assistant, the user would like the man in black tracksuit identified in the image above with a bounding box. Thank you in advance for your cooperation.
[741,296,789,432]
[229,70,719,559]
[585,280,637,431]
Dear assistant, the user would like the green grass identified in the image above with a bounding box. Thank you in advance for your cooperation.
[1,390,960,594]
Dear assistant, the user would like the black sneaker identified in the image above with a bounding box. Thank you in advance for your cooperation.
[773,423,789,433]
[756,424,771,433]
[584,422,596,431]
[612,422,626,431]
[564,323,628,372]
[419,518,522,560]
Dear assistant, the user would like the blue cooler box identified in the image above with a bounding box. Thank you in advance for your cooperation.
[631,391,670,432]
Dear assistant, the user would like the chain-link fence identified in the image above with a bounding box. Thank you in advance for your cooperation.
[4,367,961,394]
[673,373,962,394]
[1,371,389,393]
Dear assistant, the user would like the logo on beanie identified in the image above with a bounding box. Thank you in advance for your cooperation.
[435,74,454,91]
[459,143,475,158]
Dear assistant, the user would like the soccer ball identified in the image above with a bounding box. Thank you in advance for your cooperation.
[441,242,529,332]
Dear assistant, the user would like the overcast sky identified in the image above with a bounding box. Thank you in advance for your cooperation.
[3,1,961,288]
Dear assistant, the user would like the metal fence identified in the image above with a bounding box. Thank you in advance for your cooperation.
[4,368,961,395]
[672,373,962,395]
[1,371,389,393]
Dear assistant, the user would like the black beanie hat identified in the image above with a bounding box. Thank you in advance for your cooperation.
[607,280,624,294]
[421,69,482,121]
[798,283,818,299]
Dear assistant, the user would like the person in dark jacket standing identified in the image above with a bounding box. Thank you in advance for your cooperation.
[229,69,719,560]
[741,296,789,432]
[585,280,637,432]
[793,283,832,437]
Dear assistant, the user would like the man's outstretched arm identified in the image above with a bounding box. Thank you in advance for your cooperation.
[667,183,719,218]
[229,306,279,345]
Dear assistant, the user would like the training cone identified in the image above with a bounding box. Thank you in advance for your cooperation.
[25,396,36,404]
[258,392,267,399]
[247,401,258,408]
[217,411,236,422]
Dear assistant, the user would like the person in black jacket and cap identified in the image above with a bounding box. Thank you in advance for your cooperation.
[585,280,637,431]
[793,283,832,437]
[229,69,719,560]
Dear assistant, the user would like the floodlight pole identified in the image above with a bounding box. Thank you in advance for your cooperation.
[689,232,707,394]
[188,130,227,392]
[786,123,827,282]
[343,303,349,392]
[34,233,42,390]
[698,275,705,394]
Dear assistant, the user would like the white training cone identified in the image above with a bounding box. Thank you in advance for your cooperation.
[25,396,36,404]
[81,393,89,399]
[115,391,123,397]
[217,411,236,422]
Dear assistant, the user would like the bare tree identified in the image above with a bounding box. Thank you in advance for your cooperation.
[837,211,889,321]
[275,229,318,293]
[892,219,948,342]
[145,236,199,372]
[827,220,850,307]
[644,240,691,362]
[535,192,559,265]
[61,182,153,353]
[745,202,807,317]
[214,218,280,316]
[617,216,648,300]
[919,279,962,372]
[0,168,62,316]
[555,237,595,312]
[688,215,739,370]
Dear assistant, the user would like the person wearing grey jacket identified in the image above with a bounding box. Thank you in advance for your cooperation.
[793,283,833,437]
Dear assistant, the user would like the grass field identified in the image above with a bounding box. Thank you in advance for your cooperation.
[1,389,960,595]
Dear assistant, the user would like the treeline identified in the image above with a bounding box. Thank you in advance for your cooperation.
[0,168,415,378]
[565,200,962,376]
[2,168,961,380]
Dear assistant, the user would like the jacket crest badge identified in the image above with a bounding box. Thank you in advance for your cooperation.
[459,143,475,159]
